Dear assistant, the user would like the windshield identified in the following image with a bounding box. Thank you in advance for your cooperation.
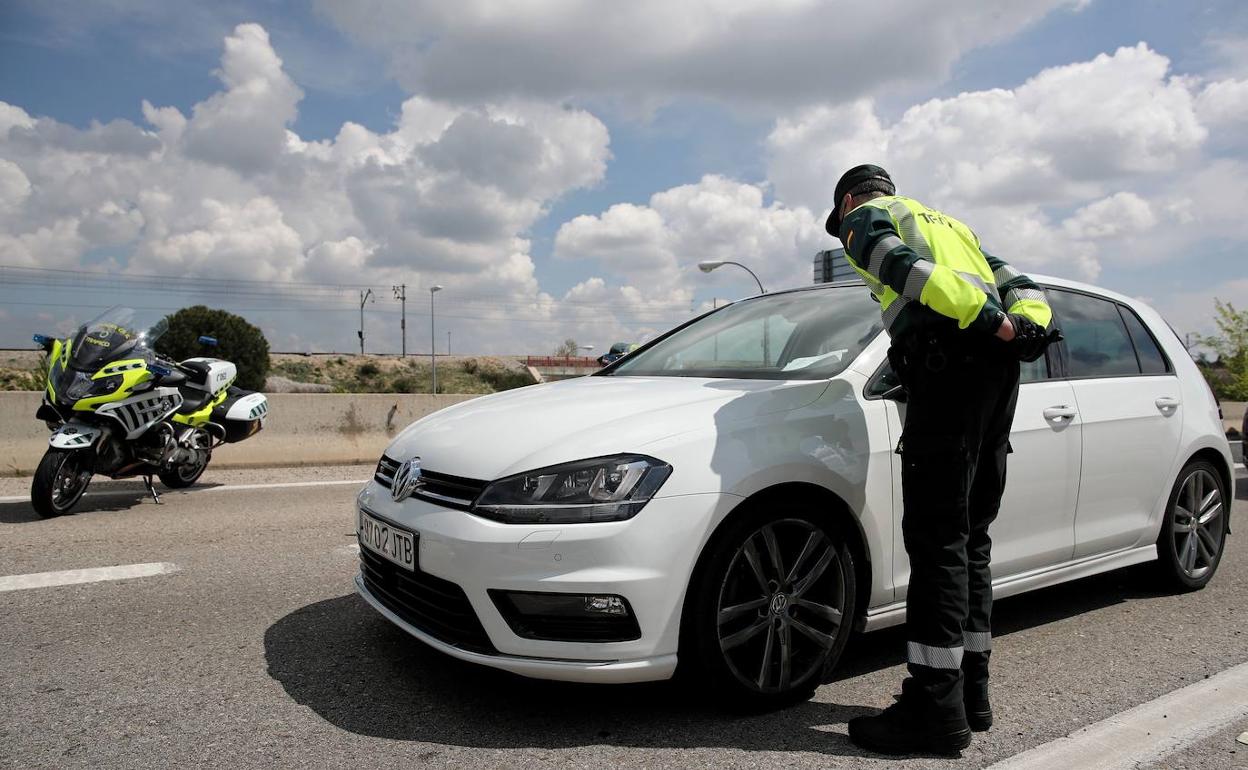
[608,286,883,380]
[68,306,169,371]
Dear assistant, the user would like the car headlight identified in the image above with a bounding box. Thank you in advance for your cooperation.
[473,454,673,524]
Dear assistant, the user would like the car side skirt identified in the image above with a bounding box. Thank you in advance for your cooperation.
[861,545,1158,632]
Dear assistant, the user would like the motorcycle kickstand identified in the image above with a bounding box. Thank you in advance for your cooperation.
[142,474,162,505]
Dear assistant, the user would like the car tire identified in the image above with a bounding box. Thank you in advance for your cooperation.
[680,501,857,712]
[1154,459,1229,591]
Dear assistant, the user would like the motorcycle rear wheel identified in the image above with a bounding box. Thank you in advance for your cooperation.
[31,448,93,518]
[158,453,210,489]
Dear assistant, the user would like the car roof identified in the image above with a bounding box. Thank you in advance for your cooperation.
[748,273,1151,312]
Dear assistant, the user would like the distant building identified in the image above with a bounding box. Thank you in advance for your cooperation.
[813,248,856,284]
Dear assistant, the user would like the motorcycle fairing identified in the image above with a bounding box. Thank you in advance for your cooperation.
[48,421,103,450]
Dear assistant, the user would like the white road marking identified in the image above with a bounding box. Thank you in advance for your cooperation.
[199,479,366,493]
[0,562,179,593]
[0,478,367,504]
[335,543,360,556]
[986,661,1248,770]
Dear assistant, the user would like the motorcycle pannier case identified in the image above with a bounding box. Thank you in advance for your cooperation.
[210,386,268,443]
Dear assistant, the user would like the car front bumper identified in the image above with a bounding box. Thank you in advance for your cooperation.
[352,481,739,684]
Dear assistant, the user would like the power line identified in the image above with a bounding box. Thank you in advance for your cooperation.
[0,300,687,326]
[0,264,696,311]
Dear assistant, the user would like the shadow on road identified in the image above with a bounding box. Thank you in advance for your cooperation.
[0,480,224,523]
[263,563,1184,756]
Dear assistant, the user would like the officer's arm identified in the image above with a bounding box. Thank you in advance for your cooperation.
[842,205,1003,333]
[982,251,1053,329]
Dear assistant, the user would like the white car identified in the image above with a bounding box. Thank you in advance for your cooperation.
[353,275,1234,709]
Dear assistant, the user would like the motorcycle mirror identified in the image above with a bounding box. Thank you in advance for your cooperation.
[32,334,54,353]
[198,335,218,347]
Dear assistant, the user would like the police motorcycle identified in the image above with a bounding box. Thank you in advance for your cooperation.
[30,306,269,517]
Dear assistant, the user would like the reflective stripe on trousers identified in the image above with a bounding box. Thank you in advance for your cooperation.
[964,630,991,653]
[908,642,964,669]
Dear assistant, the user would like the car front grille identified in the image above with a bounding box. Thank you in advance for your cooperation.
[358,546,496,654]
[373,455,487,511]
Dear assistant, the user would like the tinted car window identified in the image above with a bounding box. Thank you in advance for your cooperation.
[1020,356,1048,383]
[1048,290,1139,377]
[1119,306,1170,374]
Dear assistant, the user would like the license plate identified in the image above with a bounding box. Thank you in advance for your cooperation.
[357,509,416,571]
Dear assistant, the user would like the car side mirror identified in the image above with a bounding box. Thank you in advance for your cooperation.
[880,383,908,403]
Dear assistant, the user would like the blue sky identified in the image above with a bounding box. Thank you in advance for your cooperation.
[1,1,1246,353]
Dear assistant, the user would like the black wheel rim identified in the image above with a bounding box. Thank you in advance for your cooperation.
[716,518,846,694]
[1171,468,1224,580]
[178,452,208,482]
[51,453,90,511]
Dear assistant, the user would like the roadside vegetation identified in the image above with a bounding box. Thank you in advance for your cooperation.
[0,350,535,394]
[268,353,536,394]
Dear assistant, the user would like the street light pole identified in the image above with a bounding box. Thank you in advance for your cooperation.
[430,285,443,393]
[696,260,765,294]
[358,288,374,355]
[697,260,767,363]
[393,284,407,357]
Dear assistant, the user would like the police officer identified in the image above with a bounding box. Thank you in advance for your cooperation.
[826,165,1057,755]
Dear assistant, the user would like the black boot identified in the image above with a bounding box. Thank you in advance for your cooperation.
[963,651,992,731]
[848,693,972,756]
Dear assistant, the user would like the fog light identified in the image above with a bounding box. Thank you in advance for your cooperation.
[489,590,640,642]
[584,595,628,615]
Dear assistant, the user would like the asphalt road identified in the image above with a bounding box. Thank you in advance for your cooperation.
[1,464,1245,769]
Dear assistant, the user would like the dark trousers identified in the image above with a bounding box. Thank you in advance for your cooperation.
[889,332,1020,715]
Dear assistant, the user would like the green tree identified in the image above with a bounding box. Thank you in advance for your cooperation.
[1199,299,1248,401]
[553,338,580,357]
[156,306,270,391]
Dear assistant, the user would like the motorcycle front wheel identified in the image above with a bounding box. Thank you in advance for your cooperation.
[31,448,93,518]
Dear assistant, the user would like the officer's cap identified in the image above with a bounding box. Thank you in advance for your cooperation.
[826,164,895,237]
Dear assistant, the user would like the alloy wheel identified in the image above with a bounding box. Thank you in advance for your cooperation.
[51,453,90,511]
[716,519,847,694]
[1171,468,1224,580]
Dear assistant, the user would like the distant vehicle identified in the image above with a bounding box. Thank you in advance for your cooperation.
[353,276,1232,710]
[596,342,637,366]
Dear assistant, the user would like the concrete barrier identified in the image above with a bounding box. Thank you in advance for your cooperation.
[0,392,481,476]
[1222,401,1245,435]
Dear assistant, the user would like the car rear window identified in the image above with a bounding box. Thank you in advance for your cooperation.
[1048,290,1140,377]
[1118,305,1170,374]
[1048,289,1173,378]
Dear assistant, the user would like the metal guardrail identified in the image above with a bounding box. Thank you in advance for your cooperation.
[525,356,601,368]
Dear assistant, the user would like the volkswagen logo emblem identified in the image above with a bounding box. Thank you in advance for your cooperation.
[769,593,789,615]
[391,457,423,502]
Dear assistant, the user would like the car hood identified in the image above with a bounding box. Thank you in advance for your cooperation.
[385,375,830,480]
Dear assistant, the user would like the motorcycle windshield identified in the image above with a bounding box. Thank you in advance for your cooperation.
[67,306,168,371]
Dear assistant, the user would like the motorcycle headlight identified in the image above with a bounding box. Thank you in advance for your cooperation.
[473,455,672,524]
[63,372,122,400]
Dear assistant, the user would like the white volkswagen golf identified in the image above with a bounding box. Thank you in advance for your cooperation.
[353,275,1234,709]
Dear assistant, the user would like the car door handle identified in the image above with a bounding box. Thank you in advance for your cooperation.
[1155,397,1180,413]
[1043,405,1077,422]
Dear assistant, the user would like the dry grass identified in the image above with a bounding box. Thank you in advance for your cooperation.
[0,350,536,394]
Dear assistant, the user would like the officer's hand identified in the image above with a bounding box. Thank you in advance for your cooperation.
[1009,314,1051,362]
[995,314,1015,342]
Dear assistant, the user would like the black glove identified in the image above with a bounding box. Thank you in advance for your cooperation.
[1008,314,1061,362]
